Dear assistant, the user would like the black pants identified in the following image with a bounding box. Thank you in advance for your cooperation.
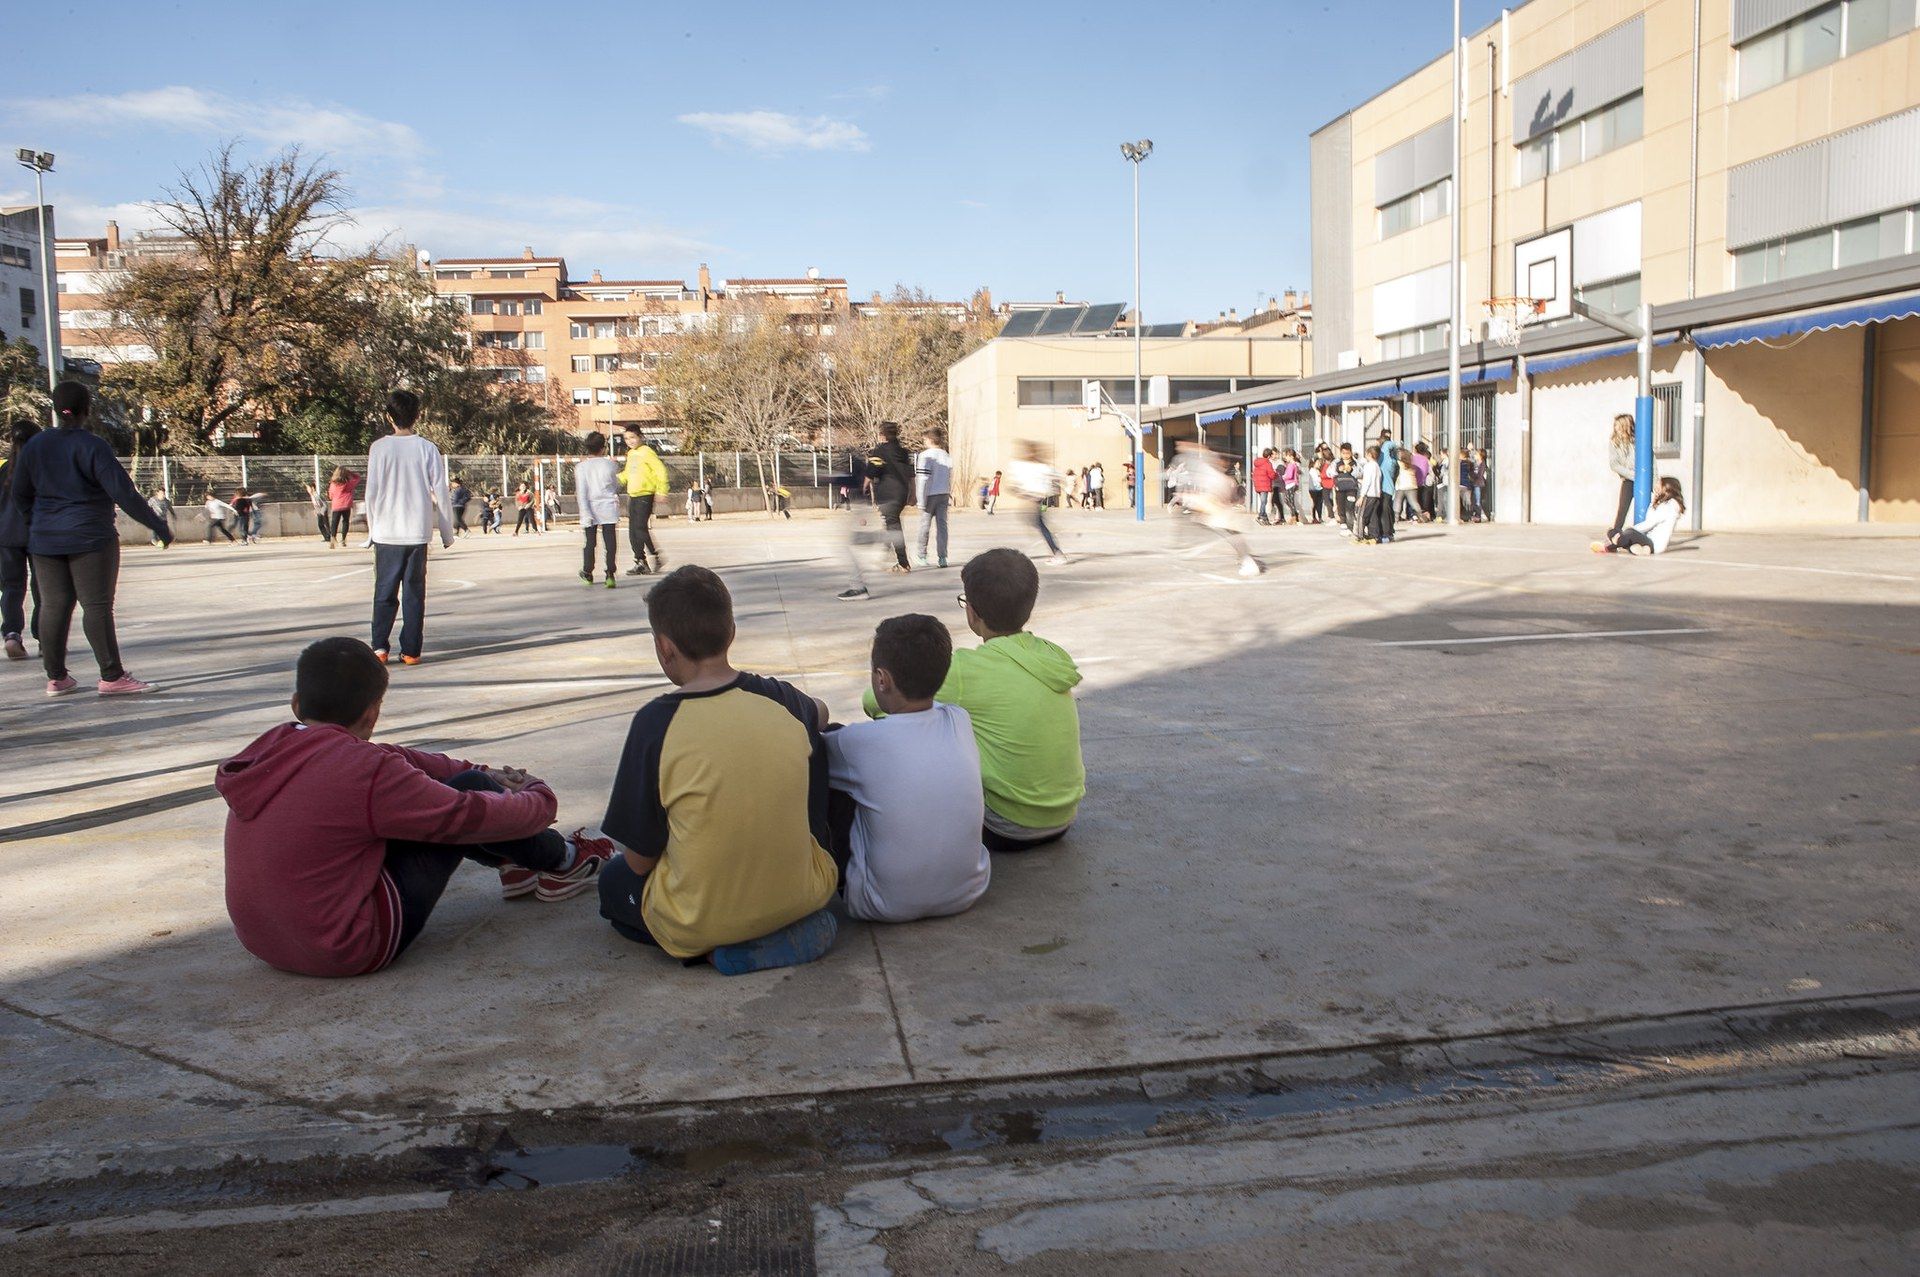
[208,517,237,543]
[313,511,328,539]
[875,499,909,567]
[385,770,568,958]
[627,495,659,566]
[514,507,534,535]
[326,509,350,542]
[32,544,124,682]
[1358,496,1383,541]
[1606,527,1657,553]
[1,544,36,641]
[826,788,857,881]
[453,505,469,534]
[983,823,1069,853]
[371,542,428,658]
[597,854,663,949]
[582,523,616,576]
[1336,489,1356,528]
[1380,491,1398,540]
[1610,477,1634,535]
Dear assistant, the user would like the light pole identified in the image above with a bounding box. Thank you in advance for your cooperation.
[1445,0,1462,525]
[821,352,834,466]
[1120,138,1152,523]
[14,148,59,394]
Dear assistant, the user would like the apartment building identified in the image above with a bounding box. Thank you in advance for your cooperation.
[1158,0,1920,526]
[430,251,851,439]
[55,219,198,367]
[2,205,59,374]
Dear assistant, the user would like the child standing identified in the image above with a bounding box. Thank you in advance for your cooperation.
[597,566,840,972]
[218,637,609,977]
[866,549,1084,851]
[575,431,621,587]
[1357,445,1385,544]
[826,615,990,923]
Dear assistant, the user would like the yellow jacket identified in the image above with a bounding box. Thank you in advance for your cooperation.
[618,445,670,498]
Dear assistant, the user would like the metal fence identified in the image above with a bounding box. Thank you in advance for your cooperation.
[125,450,847,503]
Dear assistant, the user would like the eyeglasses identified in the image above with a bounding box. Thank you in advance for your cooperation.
[955,594,968,610]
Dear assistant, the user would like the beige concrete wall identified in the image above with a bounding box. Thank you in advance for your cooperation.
[1524,344,1689,526]
[1870,315,1920,521]
[1703,327,1867,526]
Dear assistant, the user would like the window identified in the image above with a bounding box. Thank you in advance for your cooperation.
[639,351,662,370]
[570,355,591,373]
[570,321,589,340]
[1652,383,1684,457]
[593,321,615,339]
[526,366,546,383]
[524,330,545,349]
[469,297,495,315]
[1575,275,1641,317]
[571,387,593,405]
[1737,0,1912,96]
[0,244,29,269]
[437,269,473,280]
[1378,321,1449,361]
[1016,378,1087,407]
[1379,177,1452,239]
[596,388,615,404]
[491,269,528,279]
[1733,204,1918,285]
[498,300,518,316]
[640,318,661,336]
[640,386,660,404]
[524,298,543,315]
[594,354,620,372]
[19,287,34,320]
[1516,93,1642,185]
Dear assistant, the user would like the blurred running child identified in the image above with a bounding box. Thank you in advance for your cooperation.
[826,614,990,922]
[149,487,175,547]
[218,637,609,978]
[450,477,470,536]
[687,482,703,521]
[204,490,239,543]
[575,431,621,587]
[1010,442,1067,564]
[304,481,328,541]
[512,482,534,535]
[597,566,840,973]
[866,548,1085,852]
[326,466,360,546]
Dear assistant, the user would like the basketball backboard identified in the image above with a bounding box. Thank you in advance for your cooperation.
[1512,227,1574,323]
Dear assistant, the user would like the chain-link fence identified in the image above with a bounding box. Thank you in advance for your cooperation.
[126,451,845,503]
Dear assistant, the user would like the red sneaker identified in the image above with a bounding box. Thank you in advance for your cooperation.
[535,829,613,901]
[499,865,538,900]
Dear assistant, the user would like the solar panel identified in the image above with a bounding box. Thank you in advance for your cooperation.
[998,311,1043,337]
[1143,322,1189,337]
[1072,303,1127,335]
[1034,305,1086,336]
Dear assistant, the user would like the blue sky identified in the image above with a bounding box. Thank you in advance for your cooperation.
[5,0,1508,321]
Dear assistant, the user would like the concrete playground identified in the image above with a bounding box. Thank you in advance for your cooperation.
[3,508,1918,1268]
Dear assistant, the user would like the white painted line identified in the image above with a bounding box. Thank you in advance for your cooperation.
[0,1190,450,1244]
[1378,626,1717,648]
[1683,558,1916,584]
[318,565,372,582]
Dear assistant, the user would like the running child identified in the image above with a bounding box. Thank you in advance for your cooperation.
[597,566,840,972]
[826,614,990,922]
[218,637,609,978]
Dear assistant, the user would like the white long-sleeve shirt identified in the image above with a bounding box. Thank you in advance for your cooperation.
[574,456,621,527]
[1633,498,1682,554]
[915,447,953,503]
[363,433,454,547]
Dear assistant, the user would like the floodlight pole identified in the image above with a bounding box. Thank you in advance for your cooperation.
[1122,139,1152,523]
[1445,0,1462,525]
[1573,297,1656,522]
[16,150,58,394]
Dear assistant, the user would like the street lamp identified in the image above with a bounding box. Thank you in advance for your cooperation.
[1120,138,1152,523]
[14,148,58,394]
[821,352,834,464]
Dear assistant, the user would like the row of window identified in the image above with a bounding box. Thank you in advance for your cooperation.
[1014,377,1280,408]
[1378,321,1450,361]
[439,268,537,281]
[474,330,545,349]
[0,244,29,270]
[490,366,547,384]
[469,297,544,316]
[566,352,665,373]
[1517,92,1642,186]
[1738,0,1915,98]
[1379,178,1452,239]
[570,386,660,405]
[1733,204,1919,287]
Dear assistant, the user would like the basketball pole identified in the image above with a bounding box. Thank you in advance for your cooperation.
[1445,0,1462,526]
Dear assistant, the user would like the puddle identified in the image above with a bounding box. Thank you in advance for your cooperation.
[482,1142,645,1191]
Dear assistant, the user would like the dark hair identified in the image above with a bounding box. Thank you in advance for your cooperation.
[1656,475,1686,513]
[1366,444,1380,459]
[646,565,734,659]
[1415,441,1430,456]
[879,421,900,442]
[872,614,951,699]
[51,381,90,422]
[926,428,947,448]
[584,430,607,455]
[385,388,421,429]
[960,548,1039,634]
[8,419,39,451]
[295,637,390,727]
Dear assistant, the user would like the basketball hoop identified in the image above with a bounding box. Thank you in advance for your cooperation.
[1483,296,1545,349]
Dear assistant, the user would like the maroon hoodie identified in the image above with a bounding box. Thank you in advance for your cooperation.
[217,722,557,977]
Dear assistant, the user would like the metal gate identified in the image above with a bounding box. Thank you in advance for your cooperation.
[1340,401,1389,453]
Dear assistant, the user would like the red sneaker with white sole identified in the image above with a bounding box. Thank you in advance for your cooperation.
[535,829,614,901]
[499,865,539,900]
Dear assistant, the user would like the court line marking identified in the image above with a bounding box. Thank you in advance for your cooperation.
[317,565,372,581]
[1452,542,1916,583]
[1377,626,1717,648]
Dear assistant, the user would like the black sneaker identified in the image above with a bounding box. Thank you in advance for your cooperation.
[626,564,651,576]
[836,587,871,601]
[579,571,593,585]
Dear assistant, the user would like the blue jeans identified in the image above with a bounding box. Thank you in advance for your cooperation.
[371,542,429,658]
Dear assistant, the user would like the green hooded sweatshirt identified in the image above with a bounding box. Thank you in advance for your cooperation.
[865,632,1085,831]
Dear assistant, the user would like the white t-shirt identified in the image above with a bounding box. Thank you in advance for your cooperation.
[1010,459,1056,501]
[825,704,991,924]
[364,433,454,547]
[574,456,621,527]
[915,447,953,501]
[1634,497,1682,553]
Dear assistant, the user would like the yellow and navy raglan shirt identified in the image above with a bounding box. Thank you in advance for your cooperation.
[602,673,837,958]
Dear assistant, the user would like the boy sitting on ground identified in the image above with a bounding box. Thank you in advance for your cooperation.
[218,637,609,978]
[597,565,840,972]
[864,548,1084,851]
[826,615,990,922]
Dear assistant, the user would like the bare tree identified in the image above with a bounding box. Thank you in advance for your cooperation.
[654,296,810,513]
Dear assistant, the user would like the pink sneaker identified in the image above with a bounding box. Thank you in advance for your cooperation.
[97,674,159,696]
[535,829,614,901]
[46,676,78,696]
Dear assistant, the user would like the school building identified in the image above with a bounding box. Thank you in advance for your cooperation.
[946,298,1313,500]
[1149,0,1920,527]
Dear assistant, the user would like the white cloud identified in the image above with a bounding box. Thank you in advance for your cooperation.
[346,201,717,268]
[677,110,869,153]
[11,86,424,159]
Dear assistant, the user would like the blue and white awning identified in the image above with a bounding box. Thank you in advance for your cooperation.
[1196,407,1240,427]
[1397,360,1515,396]
[1246,396,1313,420]
[1692,291,1920,349]
[1525,336,1675,376]
[1315,381,1400,407]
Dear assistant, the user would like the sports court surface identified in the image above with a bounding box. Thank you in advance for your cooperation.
[3,510,1916,1187]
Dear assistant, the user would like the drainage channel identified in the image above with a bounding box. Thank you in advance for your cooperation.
[10,990,1919,1241]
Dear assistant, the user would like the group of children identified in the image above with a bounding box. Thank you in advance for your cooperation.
[219,546,1086,978]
